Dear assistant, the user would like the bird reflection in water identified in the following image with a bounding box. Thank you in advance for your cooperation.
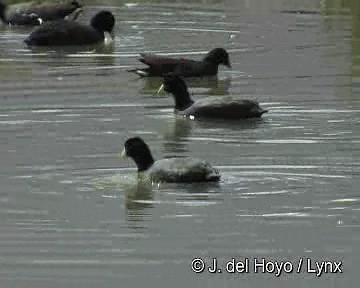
[162,116,193,157]
[125,178,154,227]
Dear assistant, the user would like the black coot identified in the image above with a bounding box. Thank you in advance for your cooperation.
[129,48,231,77]
[24,10,115,46]
[159,75,268,119]
[121,137,220,183]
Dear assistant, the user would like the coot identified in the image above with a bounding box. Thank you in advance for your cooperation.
[0,1,82,26]
[158,75,268,119]
[129,48,231,77]
[121,137,220,183]
[0,1,41,26]
[24,10,115,46]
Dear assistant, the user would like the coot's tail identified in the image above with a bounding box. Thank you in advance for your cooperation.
[251,104,268,117]
[257,108,268,117]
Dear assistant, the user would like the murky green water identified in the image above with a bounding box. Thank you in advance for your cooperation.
[0,0,359,287]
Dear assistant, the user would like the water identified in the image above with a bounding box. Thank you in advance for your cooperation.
[0,0,359,287]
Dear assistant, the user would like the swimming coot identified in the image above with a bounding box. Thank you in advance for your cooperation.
[158,75,268,119]
[23,1,82,21]
[0,1,82,26]
[0,1,41,26]
[121,137,220,183]
[24,10,115,46]
[129,48,231,77]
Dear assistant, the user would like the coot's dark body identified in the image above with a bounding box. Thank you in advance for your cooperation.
[24,10,115,46]
[130,48,231,77]
[181,97,268,119]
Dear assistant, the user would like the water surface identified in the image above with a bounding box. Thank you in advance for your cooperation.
[0,1,359,287]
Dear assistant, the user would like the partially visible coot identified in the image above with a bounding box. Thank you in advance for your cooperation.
[23,1,82,21]
[129,48,231,77]
[158,75,268,119]
[0,0,82,26]
[24,10,115,46]
[120,137,220,183]
[0,1,41,26]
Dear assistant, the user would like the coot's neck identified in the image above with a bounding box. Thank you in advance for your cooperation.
[131,151,155,172]
[203,53,220,66]
[92,26,106,37]
[172,89,195,111]
[90,20,106,35]
[201,55,219,75]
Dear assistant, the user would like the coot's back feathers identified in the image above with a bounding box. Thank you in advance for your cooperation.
[25,21,102,46]
[184,98,268,119]
[24,10,115,46]
[129,48,231,77]
[140,53,193,66]
[150,158,220,183]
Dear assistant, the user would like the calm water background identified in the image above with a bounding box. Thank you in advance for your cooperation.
[0,0,359,287]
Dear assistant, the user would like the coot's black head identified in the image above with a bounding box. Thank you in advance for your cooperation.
[203,48,231,67]
[90,11,115,34]
[122,137,155,172]
[163,75,188,95]
[162,76,194,111]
